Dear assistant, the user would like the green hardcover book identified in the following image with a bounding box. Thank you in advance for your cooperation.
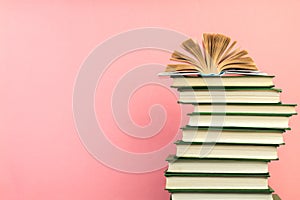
[187,112,293,129]
[170,75,275,88]
[177,87,282,104]
[181,126,285,144]
[165,172,270,190]
[182,125,290,132]
[175,140,279,160]
[189,112,294,117]
[190,103,297,115]
[181,126,289,132]
[165,172,270,177]
[177,87,282,92]
[166,155,273,162]
[166,155,269,174]
[167,187,274,193]
[168,188,274,200]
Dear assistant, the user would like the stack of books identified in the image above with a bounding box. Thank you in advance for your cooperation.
[164,75,297,200]
[161,33,297,200]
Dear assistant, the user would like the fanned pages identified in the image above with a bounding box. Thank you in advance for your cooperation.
[166,33,258,74]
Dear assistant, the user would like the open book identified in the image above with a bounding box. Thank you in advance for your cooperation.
[165,33,258,75]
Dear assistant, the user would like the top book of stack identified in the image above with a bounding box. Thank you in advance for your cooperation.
[163,33,258,75]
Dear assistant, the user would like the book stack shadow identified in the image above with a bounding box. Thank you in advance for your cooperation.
[165,75,297,200]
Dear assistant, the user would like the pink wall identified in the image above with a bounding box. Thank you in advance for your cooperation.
[1,0,300,199]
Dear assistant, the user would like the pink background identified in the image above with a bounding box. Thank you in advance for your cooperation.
[1,0,300,199]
